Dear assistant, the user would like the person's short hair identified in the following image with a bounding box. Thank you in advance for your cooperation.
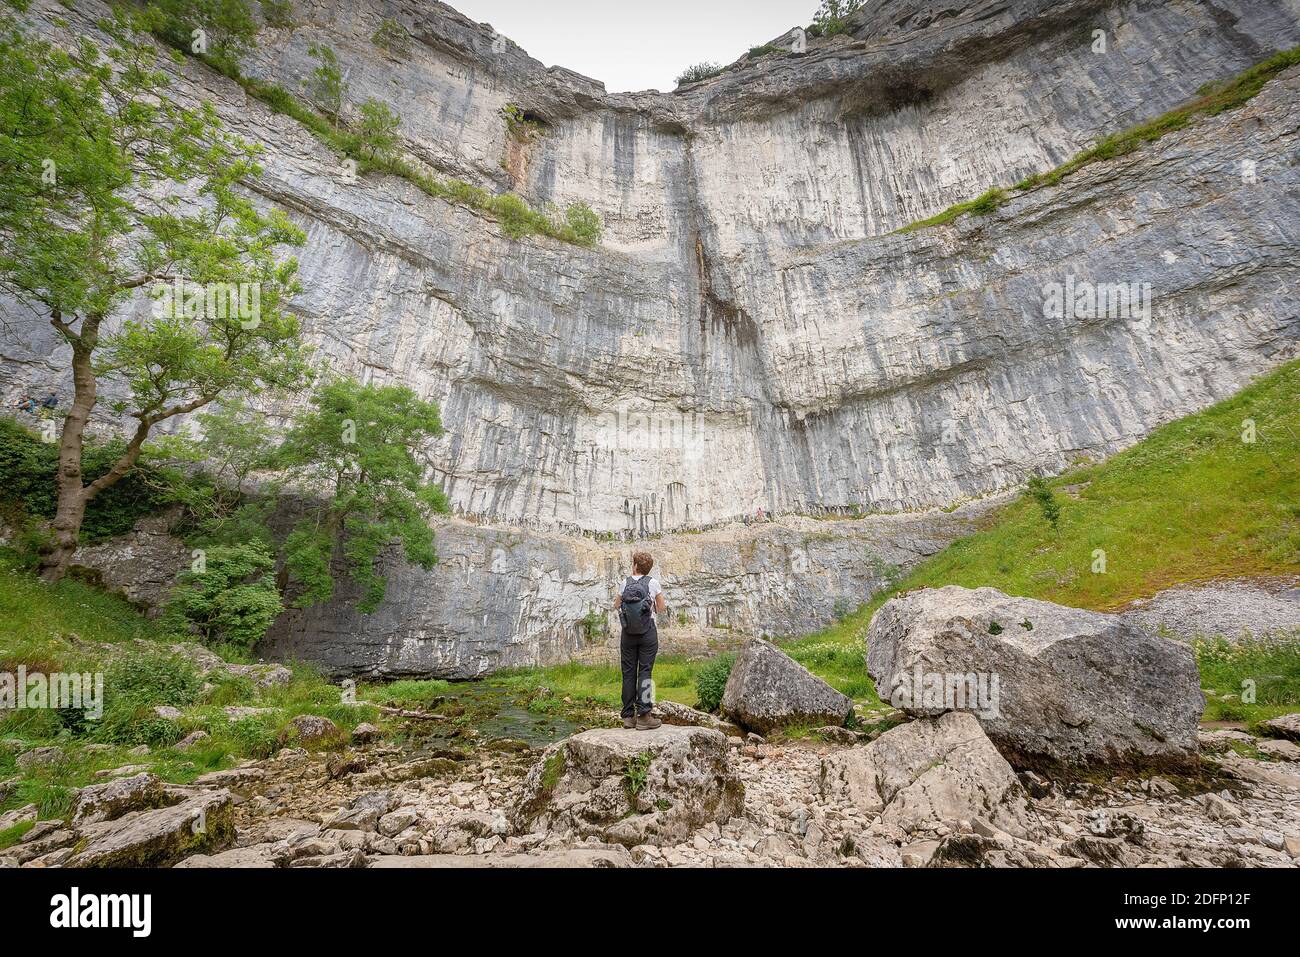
[631,551,654,575]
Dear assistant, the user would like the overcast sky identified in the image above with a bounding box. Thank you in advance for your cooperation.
[450,0,816,92]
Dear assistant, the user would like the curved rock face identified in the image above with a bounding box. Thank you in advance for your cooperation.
[3,0,1299,675]
[867,586,1205,768]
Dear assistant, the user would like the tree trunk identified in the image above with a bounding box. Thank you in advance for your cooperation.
[38,333,97,582]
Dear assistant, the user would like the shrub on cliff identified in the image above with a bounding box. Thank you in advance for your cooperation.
[148,0,261,67]
[371,16,409,55]
[675,62,722,86]
[344,99,402,167]
[695,653,736,713]
[811,0,863,37]
[260,0,294,29]
[162,541,284,649]
[562,202,603,247]
[1026,476,1061,530]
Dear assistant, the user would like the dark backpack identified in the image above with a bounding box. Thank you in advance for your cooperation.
[619,577,654,636]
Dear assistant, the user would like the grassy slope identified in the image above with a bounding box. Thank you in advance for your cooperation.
[878,359,1299,612]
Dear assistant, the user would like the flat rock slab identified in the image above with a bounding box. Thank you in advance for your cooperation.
[370,847,633,868]
[868,586,1203,769]
[510,725,743,847]
[654,701,743,736]
[173,844,282,868]
[1122,580,1300,642]
[192,766,266,790]
[1260,713,1300,743]
[721,637,853,734]
[820,711,1029,836]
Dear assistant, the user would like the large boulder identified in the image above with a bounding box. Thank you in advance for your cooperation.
[720,638,853,734]
[281,714,341,746]
[867,586,1203,769]
[69,791,235,867]
[509,726,743,847]
[820,711,1029,836]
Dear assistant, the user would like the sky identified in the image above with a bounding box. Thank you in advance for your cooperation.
[450,0,817,93]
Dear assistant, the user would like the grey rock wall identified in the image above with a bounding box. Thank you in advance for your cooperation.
[2,0,1298,675]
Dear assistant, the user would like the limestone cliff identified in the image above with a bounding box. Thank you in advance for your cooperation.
[2,0,1298,676]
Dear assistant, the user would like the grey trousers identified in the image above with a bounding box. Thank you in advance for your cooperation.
[620,623,658,718]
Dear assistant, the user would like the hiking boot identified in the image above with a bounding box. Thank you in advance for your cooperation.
[636,714,662,731]
[622,716,637,729]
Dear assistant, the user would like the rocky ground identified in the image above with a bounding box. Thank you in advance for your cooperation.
[5,711,1297,869]
[1121,577,1300,643]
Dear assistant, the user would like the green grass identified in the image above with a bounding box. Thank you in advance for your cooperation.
[0,550,162,664]
[358,679,454,708]
[0,819,35,850]
[498,656,703,710]
[870,359,1299,612]
[1195,637,1300,728]
[898,187,1007,232]
[496,609,885,719]
[899,44,1300,232]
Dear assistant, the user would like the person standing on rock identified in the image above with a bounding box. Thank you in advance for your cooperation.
[614,551,665,730]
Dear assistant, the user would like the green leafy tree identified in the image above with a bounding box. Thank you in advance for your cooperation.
[176,397,282,544]
[275,379,451,612]
[194,397,277,498]
[564,202,602,247]
[162,541,283,647]
[0,11,309,581]
[371,16,409,55]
